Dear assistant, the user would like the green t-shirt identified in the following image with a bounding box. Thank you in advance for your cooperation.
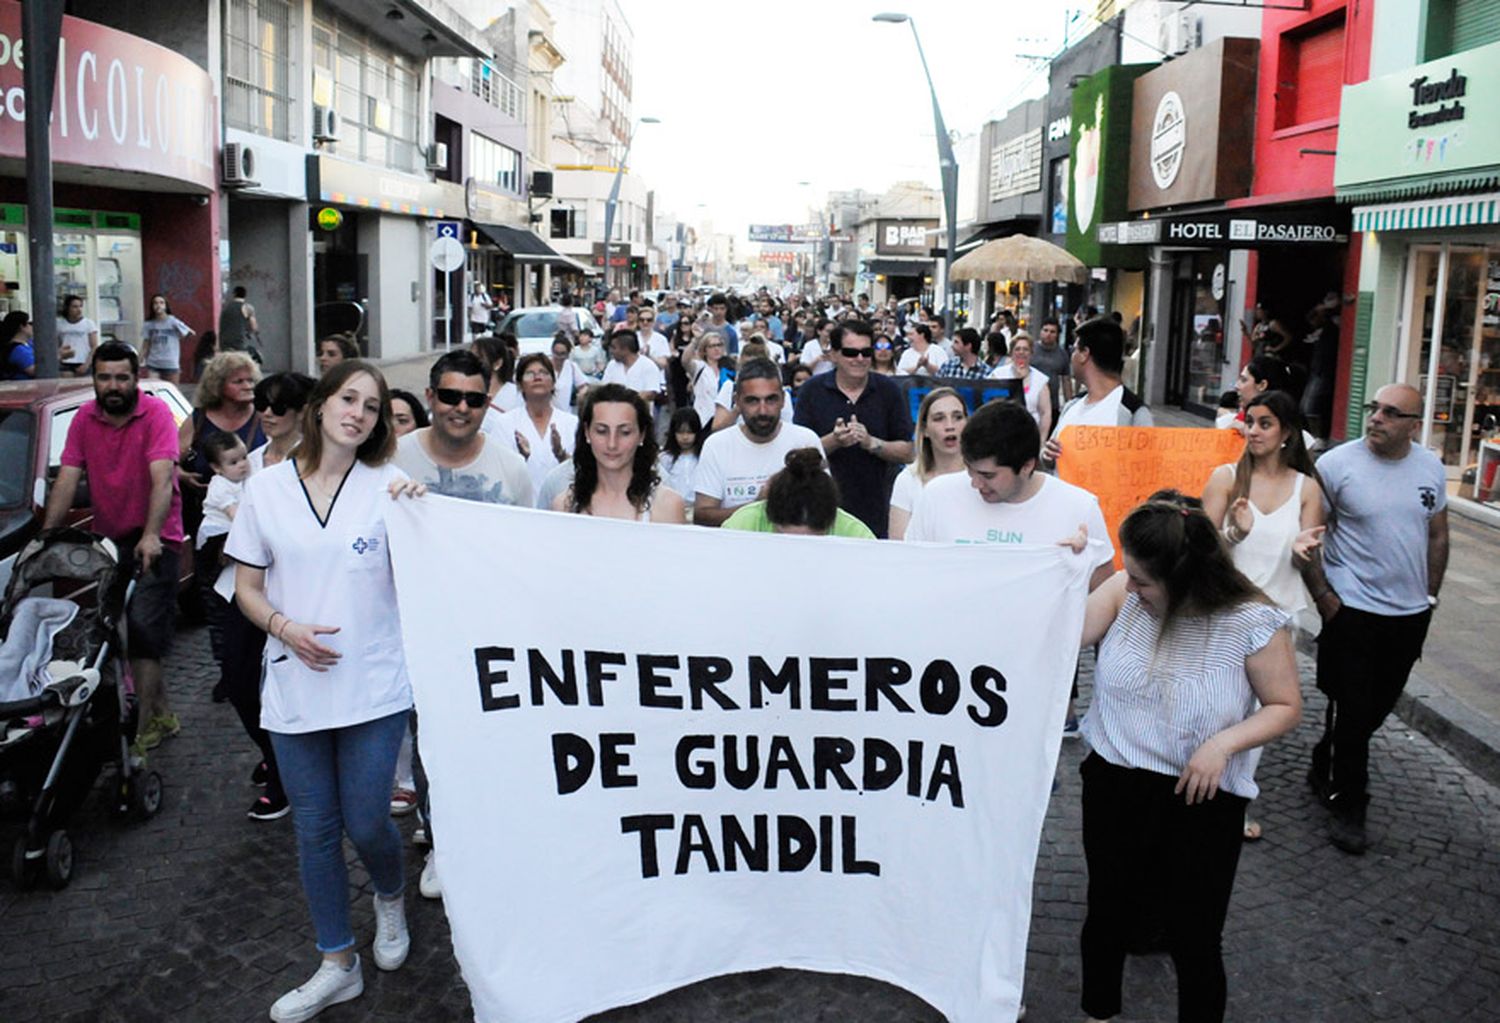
[721,500,875,539]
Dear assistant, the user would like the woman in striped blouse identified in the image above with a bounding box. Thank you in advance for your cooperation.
[1075,492,1302,1023]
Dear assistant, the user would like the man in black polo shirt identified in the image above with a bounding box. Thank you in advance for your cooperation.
[793,319,914,537]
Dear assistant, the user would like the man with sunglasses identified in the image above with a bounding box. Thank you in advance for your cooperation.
[793,320,914,538]
[392,349,532,900]
[1297,383,1448,855]
[393,349,532,507]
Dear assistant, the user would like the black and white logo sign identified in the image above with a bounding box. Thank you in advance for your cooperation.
[1150,91,1186,190]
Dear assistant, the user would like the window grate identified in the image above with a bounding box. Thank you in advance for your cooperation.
[224,0,294,141]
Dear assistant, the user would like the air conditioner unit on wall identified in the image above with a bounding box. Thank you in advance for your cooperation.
[425,142,449,172]
[312,104,341,143]
[222,143,258,187]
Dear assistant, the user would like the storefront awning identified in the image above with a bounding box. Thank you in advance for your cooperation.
[471,223,592,273]
[867,258,935,277]
[1351,192,1500,233]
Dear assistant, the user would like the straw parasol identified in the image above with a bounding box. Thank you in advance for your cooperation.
[949,233,1089,284]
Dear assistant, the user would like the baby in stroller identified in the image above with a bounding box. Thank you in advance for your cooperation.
[0,528,163,889]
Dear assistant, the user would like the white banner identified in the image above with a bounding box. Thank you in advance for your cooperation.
[387,498,1093,1023]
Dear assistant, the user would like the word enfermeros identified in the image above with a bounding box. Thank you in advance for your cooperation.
[474,647,1009,726]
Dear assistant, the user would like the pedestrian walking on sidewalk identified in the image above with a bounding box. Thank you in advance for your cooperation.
[1296,382,1448,855]
[227,360,421,1021]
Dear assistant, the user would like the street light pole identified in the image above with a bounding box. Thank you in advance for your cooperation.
[874,12,958,338]
[602,116,658,294]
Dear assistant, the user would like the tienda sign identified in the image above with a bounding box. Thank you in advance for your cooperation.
[0,1,217,192]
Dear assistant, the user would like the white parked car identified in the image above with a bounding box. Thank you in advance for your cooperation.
[493,306,605,356]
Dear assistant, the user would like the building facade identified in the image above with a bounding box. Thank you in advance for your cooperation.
[1336,2,1500,503]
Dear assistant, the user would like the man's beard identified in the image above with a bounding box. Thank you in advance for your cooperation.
[743,414,779,438]
[98,388,139,415]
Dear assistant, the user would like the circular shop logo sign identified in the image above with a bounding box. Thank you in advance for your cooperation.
[1150,91,1187,190]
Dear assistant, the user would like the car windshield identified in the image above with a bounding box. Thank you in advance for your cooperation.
[0,409,34,509]
[504,309,599,338]
[508,311,563,337]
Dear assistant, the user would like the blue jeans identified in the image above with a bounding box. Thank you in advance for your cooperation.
[270,710,410,953]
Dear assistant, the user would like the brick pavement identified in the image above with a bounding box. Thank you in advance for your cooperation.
[3,627,1498,1022]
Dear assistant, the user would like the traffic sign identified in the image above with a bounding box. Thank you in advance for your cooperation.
[435,220,461,241]
[430,236,465,272]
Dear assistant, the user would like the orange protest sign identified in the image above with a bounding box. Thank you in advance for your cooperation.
[1056,426,1245,568]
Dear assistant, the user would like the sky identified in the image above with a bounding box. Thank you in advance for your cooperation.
[623,0,1090,241]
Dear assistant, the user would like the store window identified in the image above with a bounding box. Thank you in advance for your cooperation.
[0,206,144,347]
[472,133,522,195]
[1403,246,1500,488]
[224,0,295,141]
[312,12,420,173]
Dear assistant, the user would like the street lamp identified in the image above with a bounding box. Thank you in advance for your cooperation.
[602,115,659,293]
[873,12,958,337]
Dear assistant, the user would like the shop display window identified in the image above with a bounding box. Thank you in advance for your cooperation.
[1403,245,1500,494]
[0,207,143,347]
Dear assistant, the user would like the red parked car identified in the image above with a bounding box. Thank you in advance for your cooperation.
[0,379,195,595]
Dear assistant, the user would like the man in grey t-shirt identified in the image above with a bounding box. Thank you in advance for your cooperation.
[1298,382,1448,855]
[390,348,532,900]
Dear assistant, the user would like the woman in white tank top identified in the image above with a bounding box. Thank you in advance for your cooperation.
[1202,390,1325,839]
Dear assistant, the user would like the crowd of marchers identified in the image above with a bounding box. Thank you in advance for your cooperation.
[32,282,1445,1023]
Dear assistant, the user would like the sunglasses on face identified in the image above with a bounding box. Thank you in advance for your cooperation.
[434,388,489,409]
[1364,401,1421,420]
[254,397,297,416]
[841,347,874,359]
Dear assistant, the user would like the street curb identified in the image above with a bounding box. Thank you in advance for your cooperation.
[1449,494,1500,530]
[1396,673,1500,790]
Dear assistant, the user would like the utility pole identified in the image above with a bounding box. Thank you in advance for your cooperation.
[24,0,65,378]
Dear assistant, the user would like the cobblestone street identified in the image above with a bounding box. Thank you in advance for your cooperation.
[2,625,1498,1022]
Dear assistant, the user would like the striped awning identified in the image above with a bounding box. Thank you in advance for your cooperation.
[1352,193,1500,232]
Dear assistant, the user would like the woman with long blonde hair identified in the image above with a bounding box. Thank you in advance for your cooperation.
[887,386,967,541]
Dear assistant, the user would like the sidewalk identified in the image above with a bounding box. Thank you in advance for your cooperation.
[1150,405,1500,786]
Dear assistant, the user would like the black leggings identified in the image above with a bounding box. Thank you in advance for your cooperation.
[1079,753,1248,1023]
[221,600,283,802]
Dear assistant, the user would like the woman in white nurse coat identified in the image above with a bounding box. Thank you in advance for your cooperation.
[228,359,419,1023]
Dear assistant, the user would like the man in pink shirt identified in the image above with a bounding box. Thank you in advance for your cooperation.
[44,341,185,753]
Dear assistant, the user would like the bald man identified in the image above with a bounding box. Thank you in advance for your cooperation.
[1297,383,1448,855]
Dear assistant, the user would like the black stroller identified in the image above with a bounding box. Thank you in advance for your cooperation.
[0,528,163,889]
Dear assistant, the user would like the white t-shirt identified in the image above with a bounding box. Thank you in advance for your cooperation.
[602,356,664,395]
[551,359,584,411]
[393,430,533,507]
[641,331,671,363]
[990,365,1051,424]
[659,451,698,499]
[693,422,822,509]
[905,471,1114,572]
[56,316,98,366]
[896,344,944,376]
[224,459,413,733]
[198,474,243,547]
[1055,384,1126,431]
[801,339,832,374]
[494,405,578,492]
[714,379,795,423]
[685,361,719,427]
[468,292,493,323]
[890,464,923,513]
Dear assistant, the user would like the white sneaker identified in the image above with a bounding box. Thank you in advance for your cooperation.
[419,850,442,899]
[269,954,364,1022]
[371,893,410,971]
